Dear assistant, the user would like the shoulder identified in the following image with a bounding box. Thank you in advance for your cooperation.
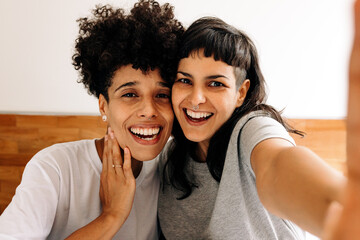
[231,112,295,174]
[232,110,294,146]
[28,139,96,171]
[239,115,294,146]
[35,139,94,158]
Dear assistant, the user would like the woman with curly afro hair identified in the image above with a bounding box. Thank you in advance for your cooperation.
[0,1,183,239]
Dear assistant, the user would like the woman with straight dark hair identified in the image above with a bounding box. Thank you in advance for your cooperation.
[157,16,345,239]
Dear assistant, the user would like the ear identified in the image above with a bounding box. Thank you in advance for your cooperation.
[236,79,250,108]
[99,94,109,117]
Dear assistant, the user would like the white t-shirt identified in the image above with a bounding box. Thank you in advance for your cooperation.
[0,139,160,240]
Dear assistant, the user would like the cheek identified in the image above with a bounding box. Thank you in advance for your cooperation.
[171,87,183,106]
[110,119,127,147]
[161,105,175,126]
[108,108,126,128]
[213,93,238,115]
[171,95,178,108]
[107,106,128,139]
[171,89,184,116]
[170,101,181,120]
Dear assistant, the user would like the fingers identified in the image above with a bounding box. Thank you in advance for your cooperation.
[106,133,115,173]
[108,128,124,175]
[322,201,343,240]
[102,128,120,174]
[102,135,109,173]
[123,147,135,180]
[105,127,128,176]
[355,0,360,32]
[348,0,360,177]
[99,128,136,224]
[102,127,134,181]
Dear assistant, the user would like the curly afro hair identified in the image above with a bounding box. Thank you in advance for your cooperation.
[72,0,184,100]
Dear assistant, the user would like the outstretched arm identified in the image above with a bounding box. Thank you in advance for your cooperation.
[253,1,360,237]
[347,0,360,182]
[323,1,360,239]
[66,129,136,239]
[251,139,345,236]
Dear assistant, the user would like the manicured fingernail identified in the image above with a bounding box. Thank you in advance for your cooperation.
[110,131,115,139]
[104,135,108,141]
[124,148,129,154]
[108,127,111,133]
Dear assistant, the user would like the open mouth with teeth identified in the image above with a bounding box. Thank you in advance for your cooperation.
[184,109,213,122]
[129,127,162,141]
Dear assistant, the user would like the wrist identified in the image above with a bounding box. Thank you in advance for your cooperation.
[100,210,128,230]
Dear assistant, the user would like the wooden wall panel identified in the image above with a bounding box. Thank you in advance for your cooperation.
[0,166,25,211]
[0,114,107,214]
[0,115,16,127]
[0,139,18,154]
[289,119,346,173]
[0,114,346,214]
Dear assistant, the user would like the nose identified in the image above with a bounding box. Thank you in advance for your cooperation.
[188,85,206,106]
[138,98,158,120]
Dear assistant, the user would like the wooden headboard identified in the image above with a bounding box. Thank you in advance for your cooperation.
[0,114,346,214]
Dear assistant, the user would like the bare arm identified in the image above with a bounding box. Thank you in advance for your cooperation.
[251,138,346,236]
[245,2,359,233]
[323,1,360,239]
[347,0,360,180]
[66,130,136,239]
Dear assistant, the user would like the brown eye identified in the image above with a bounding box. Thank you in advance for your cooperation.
[176,78,191,85]
[209,81,224,87]
[157,93,170,99]
[122,93,137,97]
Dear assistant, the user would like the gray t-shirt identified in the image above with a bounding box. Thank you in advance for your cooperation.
[158,112,305,240]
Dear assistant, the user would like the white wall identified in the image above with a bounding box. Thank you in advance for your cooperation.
[0,0,355,118]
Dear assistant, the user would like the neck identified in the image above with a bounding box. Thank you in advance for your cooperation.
[95,138,143,178]
[131,159,143,178]
[196,140,210,162]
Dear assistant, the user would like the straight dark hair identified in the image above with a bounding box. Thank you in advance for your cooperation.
[163,17,303,199]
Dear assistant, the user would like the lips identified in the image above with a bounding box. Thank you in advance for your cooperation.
[184,108,213,122]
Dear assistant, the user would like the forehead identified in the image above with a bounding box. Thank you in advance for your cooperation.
[111,65,167,88]
[179,51,233,73]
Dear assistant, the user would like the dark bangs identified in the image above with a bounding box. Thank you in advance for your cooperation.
[179,17,252,71]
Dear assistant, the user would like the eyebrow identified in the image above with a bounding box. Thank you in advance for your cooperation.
[114,81,170,93]
[177,71,193,78]
[158,81,170,88]
[177,71,230,80]
[114,81,137,93]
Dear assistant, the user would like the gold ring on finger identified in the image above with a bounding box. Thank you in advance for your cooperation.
[112,164,122,168]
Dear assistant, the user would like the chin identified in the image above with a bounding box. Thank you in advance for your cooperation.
[131,151,159,161]
[183,133,205,143]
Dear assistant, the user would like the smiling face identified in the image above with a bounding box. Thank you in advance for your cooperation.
[99,65,174,161]
[172,50,249,148]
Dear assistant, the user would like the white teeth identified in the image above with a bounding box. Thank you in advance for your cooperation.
[186,109,212,119]
[142,135,157,141]
[130,127,160,136]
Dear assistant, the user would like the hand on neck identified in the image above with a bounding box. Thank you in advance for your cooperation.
[95,138,143,178]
